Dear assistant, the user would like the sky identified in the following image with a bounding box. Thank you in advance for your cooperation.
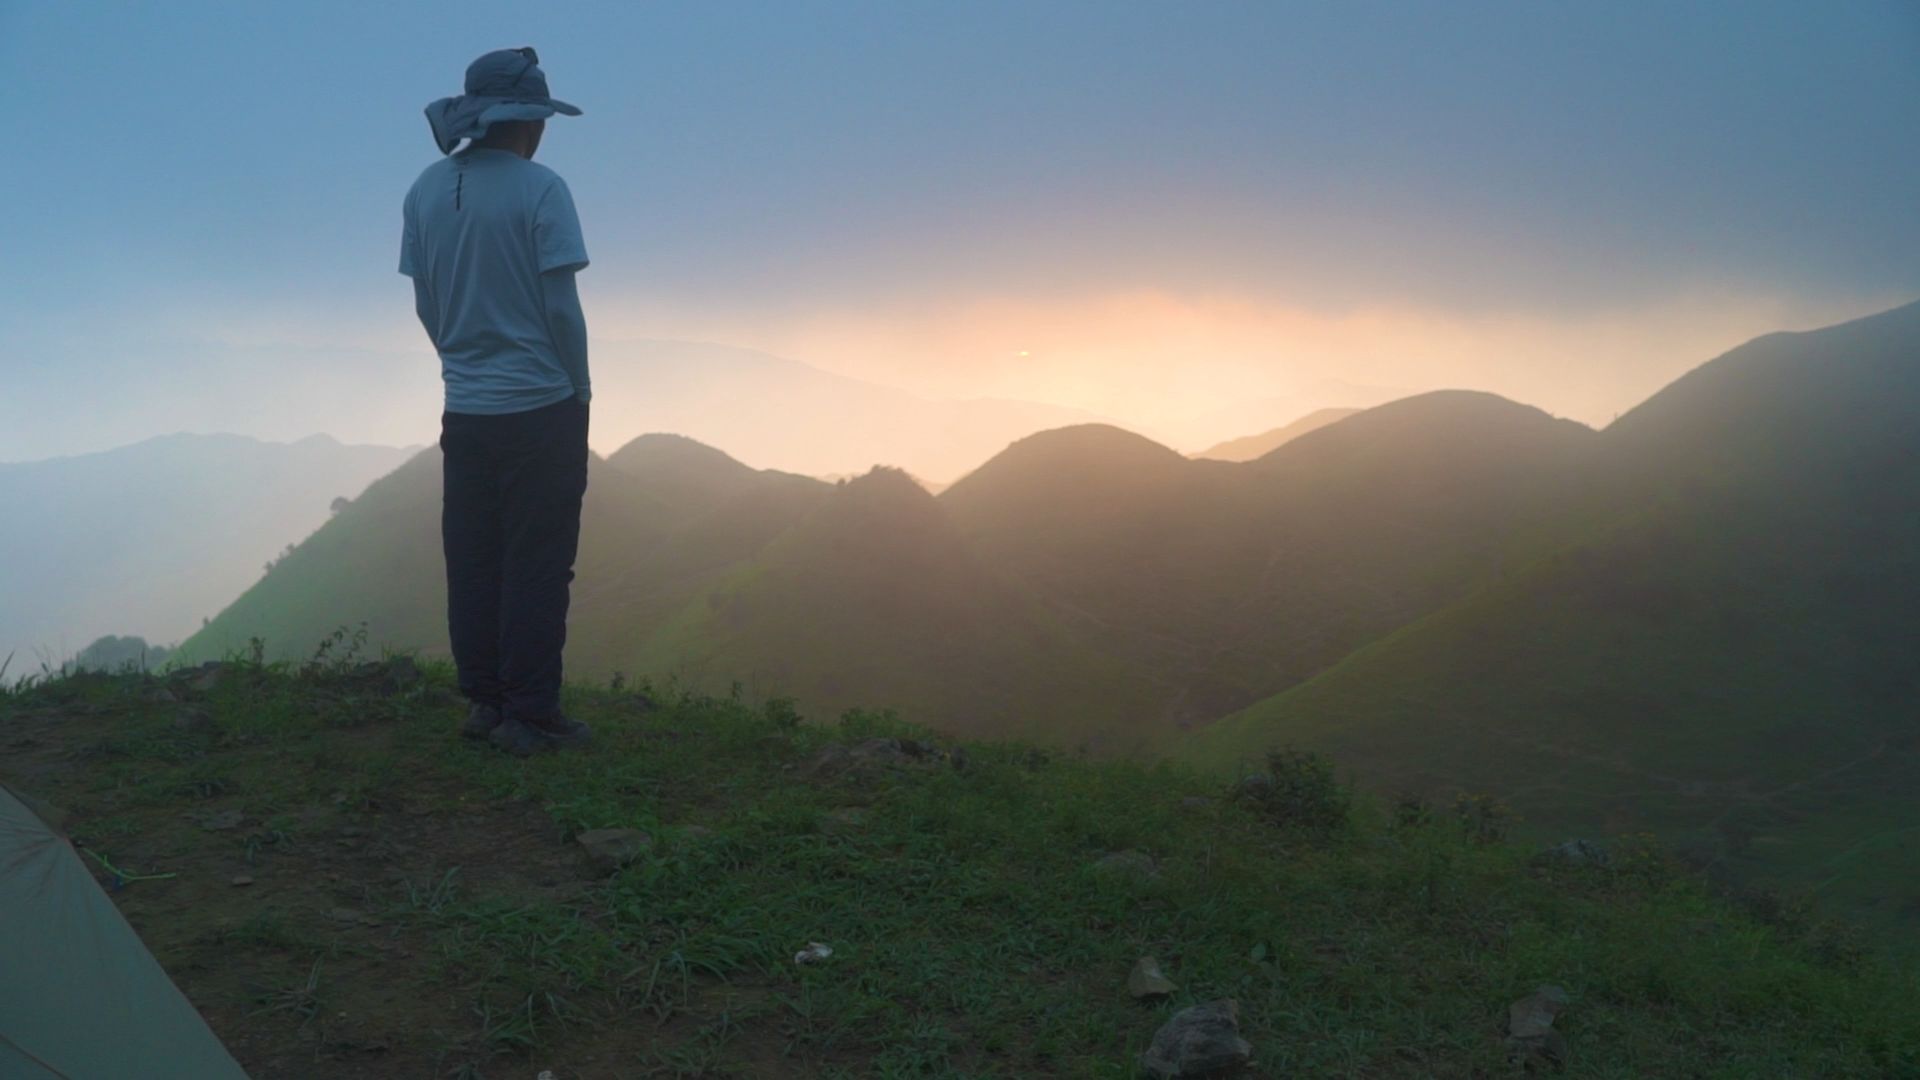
[2,0,1917,462]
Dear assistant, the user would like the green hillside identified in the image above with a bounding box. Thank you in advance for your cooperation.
[6,661,1917,1077]
[619,466,1159,749]
[176,447,1145,748]
[941,399,1600,728]
[183,396,1612,750]
[1184,300,1920,942]
[175,451,675,672]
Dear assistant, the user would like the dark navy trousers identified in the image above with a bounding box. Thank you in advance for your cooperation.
[439,396,588,727]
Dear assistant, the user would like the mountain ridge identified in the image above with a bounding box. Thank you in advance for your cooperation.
[1183,298,1920,939]
[1189,407,1362,462]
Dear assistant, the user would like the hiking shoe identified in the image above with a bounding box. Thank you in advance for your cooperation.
[489,714,593,757]
[460,702,504,740]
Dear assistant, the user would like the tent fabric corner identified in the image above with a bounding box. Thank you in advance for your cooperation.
[0,785,249,1079]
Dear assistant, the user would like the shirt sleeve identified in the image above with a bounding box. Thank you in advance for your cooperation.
[534,177,590,275]
[399,186,421,277]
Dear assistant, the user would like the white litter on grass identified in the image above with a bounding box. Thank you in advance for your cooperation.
[537,1071,557,1080]
[794,942,834,965]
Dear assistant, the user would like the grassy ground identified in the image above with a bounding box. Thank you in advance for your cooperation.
[4,653,1919,1078]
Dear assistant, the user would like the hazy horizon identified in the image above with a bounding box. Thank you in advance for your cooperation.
[3,2,1917,464]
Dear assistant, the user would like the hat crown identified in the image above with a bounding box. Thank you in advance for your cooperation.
[463,48,552,100]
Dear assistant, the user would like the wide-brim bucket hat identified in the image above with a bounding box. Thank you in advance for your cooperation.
[425,47,581,155]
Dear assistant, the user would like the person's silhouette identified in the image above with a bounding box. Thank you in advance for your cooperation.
[400,48,593,756]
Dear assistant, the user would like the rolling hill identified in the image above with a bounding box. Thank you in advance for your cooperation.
[178,396,1614,748]
[616,466,1158,744]
[176,441,1156,747]
[1189,407,1361,461]
[1184,299,1920,935]
[174,441,820,674]
[941,398,1600,727]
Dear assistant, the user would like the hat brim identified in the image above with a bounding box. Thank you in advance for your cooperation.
[478,99,582,126]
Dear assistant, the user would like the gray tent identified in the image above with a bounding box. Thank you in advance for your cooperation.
[1,784,248,1078]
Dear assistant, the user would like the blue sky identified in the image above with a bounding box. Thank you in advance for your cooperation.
[3,1,1917,459]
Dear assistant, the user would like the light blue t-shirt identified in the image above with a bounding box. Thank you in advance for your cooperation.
[400,148,589,415]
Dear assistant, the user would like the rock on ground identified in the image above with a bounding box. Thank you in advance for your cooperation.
[575,828,653,875]
[1507,984,1571,1066]
[1128,956,1177,999]
[803,737,942,778]
[1093,850,1160,881]
[1140,998,1253,1078]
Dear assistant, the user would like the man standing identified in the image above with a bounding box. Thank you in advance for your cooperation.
[401,48,593,755]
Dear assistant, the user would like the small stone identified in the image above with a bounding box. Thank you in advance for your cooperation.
[230,874,254,887]
[803,738,927,778]
[1141,998,1253,1078]
[1092,849,1160,881]
[575,828,653,875]
[1508,984,1568,1038]
[1127,955,1177,999]
[1507,984,1571,1064]
[849,737,913,765]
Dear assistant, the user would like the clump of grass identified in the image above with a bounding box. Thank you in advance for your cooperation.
[1240,747,1352,833]
[251,960,326,1025]
[1453,791,1517,844]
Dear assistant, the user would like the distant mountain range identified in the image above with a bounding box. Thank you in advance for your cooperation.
[587,339,1138,483]
[170,300,1920,935]
[175,386,1604,748]
[1189,407,1361,461]
[0,434,414,675]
